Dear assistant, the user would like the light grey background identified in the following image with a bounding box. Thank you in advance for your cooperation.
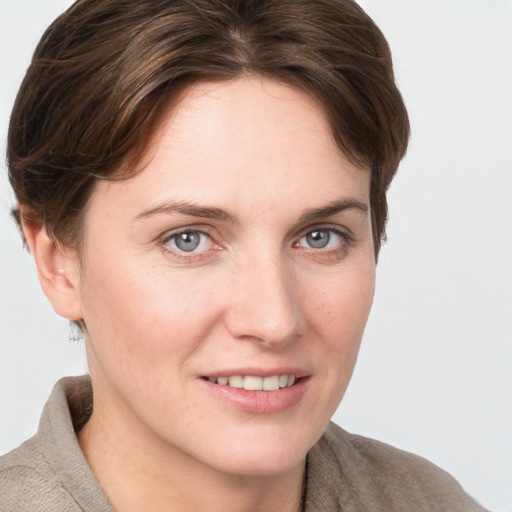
[1,1,511,511]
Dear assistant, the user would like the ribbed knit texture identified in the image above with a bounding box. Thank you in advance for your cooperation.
[1,376,488,511]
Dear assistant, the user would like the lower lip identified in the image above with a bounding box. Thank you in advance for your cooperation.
[200,377,309,414]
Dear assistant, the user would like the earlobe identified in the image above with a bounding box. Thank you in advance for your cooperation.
[20,208,84,322]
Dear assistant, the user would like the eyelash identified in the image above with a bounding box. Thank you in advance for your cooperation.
[160,228,219,262]
[295,226,354,251]
[159,225,354,262]
[292,226,355,264]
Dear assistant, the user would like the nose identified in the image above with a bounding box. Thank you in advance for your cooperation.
[224,252,303,349]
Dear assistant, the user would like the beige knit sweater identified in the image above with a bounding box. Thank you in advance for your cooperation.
[0,376,488,511]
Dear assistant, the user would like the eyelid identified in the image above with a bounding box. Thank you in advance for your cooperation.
[159,226,223,261]
[292,225,356,261]
[161,226,212,243]
[167,230,212,250]
[295,224,355,244]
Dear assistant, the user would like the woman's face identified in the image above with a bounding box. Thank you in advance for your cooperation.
[74,77,375,476]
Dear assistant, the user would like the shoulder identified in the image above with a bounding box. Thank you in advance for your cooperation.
[306,422,488,511]
[324,422,459,488]
[0,436,82,511]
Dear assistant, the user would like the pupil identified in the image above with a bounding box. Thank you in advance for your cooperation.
[176,232,200,252]
[307,230,329,249]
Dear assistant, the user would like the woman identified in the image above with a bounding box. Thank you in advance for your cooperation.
[0,1,489,510]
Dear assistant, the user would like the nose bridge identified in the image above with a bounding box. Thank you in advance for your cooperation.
[226,245,302,347]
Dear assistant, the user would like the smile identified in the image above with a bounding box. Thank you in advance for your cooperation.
[202,373,309,414]
[206,375,297,391]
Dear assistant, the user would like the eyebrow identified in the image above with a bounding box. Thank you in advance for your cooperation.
[134,197,368,224]
[298,198,368,224]
[134,200,236,222]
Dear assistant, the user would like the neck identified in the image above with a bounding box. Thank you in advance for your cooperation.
[77,383,305,512]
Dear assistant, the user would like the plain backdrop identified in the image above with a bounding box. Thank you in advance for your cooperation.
[0,1,511,511]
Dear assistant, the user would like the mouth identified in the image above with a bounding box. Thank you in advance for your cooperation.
[202,374,298,391]
[201,373,308,414]
[199,368,310,413]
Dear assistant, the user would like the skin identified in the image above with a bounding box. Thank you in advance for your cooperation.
[25,77,376,512]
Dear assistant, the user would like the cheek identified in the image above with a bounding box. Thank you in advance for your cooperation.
[290,263,375,442]
[307,263,375,348]
[305,261,375,398]
[79,253,221,372]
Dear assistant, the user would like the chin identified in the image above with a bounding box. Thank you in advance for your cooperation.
[194,423,320,477]
[211,449,306,477]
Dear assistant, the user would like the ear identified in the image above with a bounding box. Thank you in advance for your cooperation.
[20,208,83,321]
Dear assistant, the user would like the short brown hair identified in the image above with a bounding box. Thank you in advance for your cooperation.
[8,0,409,256]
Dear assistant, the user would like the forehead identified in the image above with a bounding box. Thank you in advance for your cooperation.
[87,77,370,224]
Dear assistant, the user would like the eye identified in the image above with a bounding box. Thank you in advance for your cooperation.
[165,230,213,253]
[296,228,347,250]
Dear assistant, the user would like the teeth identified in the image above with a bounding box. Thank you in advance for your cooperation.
[243,376,263,390]
[208,374,298,390]
[262,375,280,391]
[228,375,243,388]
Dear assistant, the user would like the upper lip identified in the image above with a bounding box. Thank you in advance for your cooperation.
[201,367,310,379]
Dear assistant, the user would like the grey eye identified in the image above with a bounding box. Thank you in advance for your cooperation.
[169,231,213,253]
[174,232,200,252]
[297,228,346,251]
[305,230,331,249]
